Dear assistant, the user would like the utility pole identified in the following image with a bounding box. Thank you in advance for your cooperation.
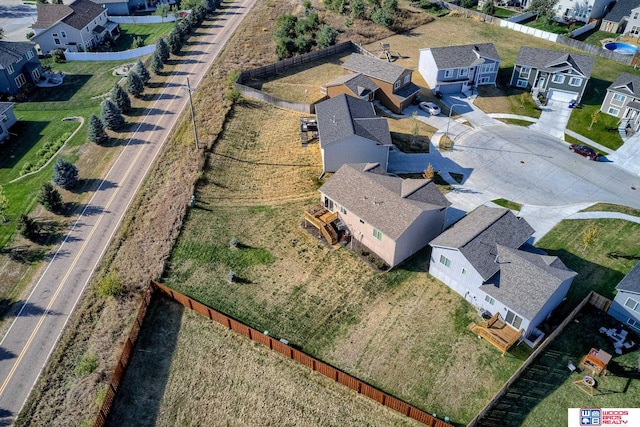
[185,78,200,150]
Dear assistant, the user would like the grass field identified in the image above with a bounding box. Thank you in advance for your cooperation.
[113,23,174,51]
[108,295,425,426]
[581,203,640,217]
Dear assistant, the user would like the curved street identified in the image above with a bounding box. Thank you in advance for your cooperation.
[0,1,255,424]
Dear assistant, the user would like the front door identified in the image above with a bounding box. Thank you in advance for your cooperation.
[537,77,545,89]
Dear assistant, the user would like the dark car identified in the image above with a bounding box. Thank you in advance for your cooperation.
[569,144,599,161]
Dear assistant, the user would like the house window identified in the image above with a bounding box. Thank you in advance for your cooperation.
[552,74,565,84]
[484,295,495,305]
[26,50,34,60]
[444,69,453,78]
[394,80,401,90]
[1,113,7,122]
[505,310,523,329]
[324,196,333,210]
[519,66,531,79]
[462,268,467,275]
[52,33,58,37]
[6,64,14,74]
[359,219,365,224]
[516,79,528,88]
[608,107,620,116]
[15,74,26,88]
[569,77,582,87]
[340,206,347,215]
[54,38,61,45]
[439,254,451,267]
[628,317,638,328]
[635,12,639,19]
[61,31,66,38]
[373,228,383,241]
[624,297,640,313]
[613,93,627,104]
[479,76,490,84]
[404,75,410,84]
[459,68,469,77]
[32,68,40,81]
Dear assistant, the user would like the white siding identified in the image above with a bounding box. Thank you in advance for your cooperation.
[418,49,439,90]
[429,247,483,299]
[392,208,446,266]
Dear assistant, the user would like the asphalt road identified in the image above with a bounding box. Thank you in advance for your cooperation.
[0,0,255,424]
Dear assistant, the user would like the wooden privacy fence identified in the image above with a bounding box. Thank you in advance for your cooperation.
[150,280,453,427]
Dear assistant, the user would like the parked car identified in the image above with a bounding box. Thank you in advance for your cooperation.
[419,102,441,115]
[569,144,599,161]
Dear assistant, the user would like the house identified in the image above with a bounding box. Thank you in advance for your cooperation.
[601,0,640,33]
[341,53,420,114]
[510,46,595,103]
[600,72,640,131]
[608,261,640,332]
[624,5,640,35]
[315,93,393,174]
[90,0,173,16]
[322,73,379,103]
[429,206,577,341]
[31,0,120,55]
[551,0,615,22]
[0,41,44,96]
[0,103,17,142]
[418,43,501,95]
[318,163,450,268]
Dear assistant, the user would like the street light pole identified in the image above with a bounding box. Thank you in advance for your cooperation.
[184,77,200,150]
[446,103,466,139]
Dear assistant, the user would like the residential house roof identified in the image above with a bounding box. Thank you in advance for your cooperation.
[342,53,409,84]
[480,245,577,320]
[0,41,35,70]
[430,205,534,281]
[422,43,501,69]
[315,93,392,148]
[323,73,380,98]
[34,0,104,31]
[319,163,451,240]
[515,47,595,79]
[603,0,640,23]
[607,72,640,97]
[0,102,14,115]
[616,261,640,294]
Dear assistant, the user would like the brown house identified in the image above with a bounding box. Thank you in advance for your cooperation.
[340,53,420,114]
[322,73,379,102]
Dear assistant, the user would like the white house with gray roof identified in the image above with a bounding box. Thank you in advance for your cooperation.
[600,0,640,33]
[429,206,577,338]
[600,72,640,131]
[0,103,17,142]
[510,47,595,103]
[608,261,640,332]
[418,43,501,95]
[315,93,393,173]
[319,163,450,268]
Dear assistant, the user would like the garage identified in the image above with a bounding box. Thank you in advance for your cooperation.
[548,89,577,103]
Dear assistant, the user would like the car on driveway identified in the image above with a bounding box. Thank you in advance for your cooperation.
[569,144,599,161]
[419,102,441,116]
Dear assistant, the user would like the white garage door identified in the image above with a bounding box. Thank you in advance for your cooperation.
[549,89,577,103]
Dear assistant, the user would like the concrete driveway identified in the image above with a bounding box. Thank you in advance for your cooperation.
[0,1,36,41]
[607,133,640,175]
[528,98,573,140]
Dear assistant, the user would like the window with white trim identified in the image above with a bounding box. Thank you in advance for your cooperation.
[479,76,490,84]
[480,63,494,73]
[444,69,453,78]
[15,74,26,88]
[569,77,582,87]
[6,64,14,74]
[608,107,620,116]
[505,310,522,329]
[394,80,400,89]
[439,254,451,267]
[340,206,347,215]
[484,295,495,305]
[373,228,382,241]
[54,38,60,45]
[516,79,528,88]
[552,74,565,84]
[613,93,627,104]
[26,50,34,60]
[519,66,531,79]
[61,31,66,38]
[624,297,640,313]
[404,75,410,84]
[1,113,7,122]
[459,68,468,77]
[628,317,638,329]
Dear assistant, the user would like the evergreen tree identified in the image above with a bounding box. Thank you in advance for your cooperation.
[168,30,182,55]
[52,158,79,190]
[134,59,150,85]
[17,214,40,240]
[88,113,109,145]
[157,38,170,62]
[126,71,144,98]
[38,181,63,213]
[317,25,338,48]
[110,84,131,114]
[150,51,164,74]
[203,0,217,12]
[101,99,125,131]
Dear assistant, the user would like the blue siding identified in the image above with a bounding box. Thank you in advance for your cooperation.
[608,290,640,332]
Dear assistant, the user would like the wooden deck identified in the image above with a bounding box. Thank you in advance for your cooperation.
[469,312,523,355]
[304,205,340,248]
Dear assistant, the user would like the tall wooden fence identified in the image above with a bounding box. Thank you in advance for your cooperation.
[150,280,453,427]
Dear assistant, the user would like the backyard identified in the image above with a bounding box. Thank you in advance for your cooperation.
[113,22,174,51]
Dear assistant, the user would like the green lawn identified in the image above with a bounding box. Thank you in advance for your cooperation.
[581,203,640,217]
[487,7,516,18]
[113,23,174,51]
[491,198,522,211]
[574,29,618,46]
[526,19,572,34]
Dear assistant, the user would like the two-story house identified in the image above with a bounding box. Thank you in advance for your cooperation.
[0,103,17,142]
[551,0,615,22]
[0,41,44,96]
[318,162,450,268]
[315,93,393,174]
[322,73,379,103]
[624,5,640,35]
[510,46,595,103]
[32,0,120,55]
[600,0,640,33]
[608,261,640,332]
[341,53,420,114]
[429,206,577,340]
[418,43,501,96]
[600,72,640,131]
[90,0,173,16]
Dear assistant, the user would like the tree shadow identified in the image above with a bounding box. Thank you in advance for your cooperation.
[0,408,13,427]
[70,178,118,194]
[29,75,92,102]
[0,121,48,170]
[135,122,165,133]
[0,298,62,323]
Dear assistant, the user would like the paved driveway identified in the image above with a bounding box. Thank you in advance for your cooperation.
[528,98,572,140]
[0,1,36,41]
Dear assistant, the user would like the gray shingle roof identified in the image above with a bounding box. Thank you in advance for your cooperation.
[430,205,534,280]
[319,163,450,240]
[424,43,501,69]
[481,245,577,320]
[323,73,380,98]
[342,53,408,84]
[34,0,104,31]
[0,102,14,115]
[603,0,640,23]
[315,93,392,147]
[0,41,35,69]
[515,46,595,79]
[608,72,640,97]
[616,261,640,294]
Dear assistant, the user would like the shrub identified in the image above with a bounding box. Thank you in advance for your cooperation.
[100,98,125,131]
[96,272,124,297]
[125,71,144,98]
[38,182,63,212]
[317,25,338,48]
[110,84,131,114]
[371,6,393,27]
[75,353,98,376]
[132,36,145,49]
[350,0,366,18]
[52,158,79,189]
[51,49,66,63]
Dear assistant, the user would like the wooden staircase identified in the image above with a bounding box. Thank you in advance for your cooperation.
[305,205,340,247]
[469,312,523,355]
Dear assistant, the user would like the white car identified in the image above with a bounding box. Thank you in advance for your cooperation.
[419,102,441,116]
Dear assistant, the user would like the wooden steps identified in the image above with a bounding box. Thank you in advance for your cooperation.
[305,205,339,247]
